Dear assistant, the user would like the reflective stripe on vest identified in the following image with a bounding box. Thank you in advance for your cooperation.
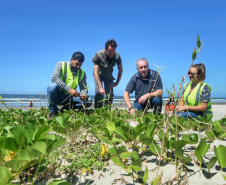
[60,62,84,91]
[183,81,212,115]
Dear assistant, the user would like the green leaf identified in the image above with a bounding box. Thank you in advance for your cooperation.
[98,135,113,146]
[46,137,67,154]
[213,121,222,133]
[143,167,148,184]
[195,140,210,161]
[146,123,157,138]
[178,156,192,164]
[106,121,115,132]
[171,140,188,149]
[139,133,153,146]
[31,141,47,155]
[24,123,35,142]
[150,142,161,156]
[34,126,50,141]
[197,34,201,48]
[175,147,183,157]
[133,123,146,139]
[152,176,161,185]
[120,152,133,159]
[56,116,63,126]
[15,150,30,160]
[182,134,190,143]
[192,47,197,61]
[128,165,141,172]
[6,159,28,172]
[205,131,215,140]
[219,132,226,139]
[214,145,226,168]
[114,127,127,141]
[0,167,13,185]
[108,147,118,156]
[118,145,127,154]
[0,137,18,152]
[190,133,198,143]
[110,156,124,168]
[207,156,217,170]
[48,178,70,185]
[10,126,30,149]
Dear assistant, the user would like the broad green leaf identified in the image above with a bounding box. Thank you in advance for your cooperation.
[190,133,198,143]
[207,156,217,170]
[111,137,123,143]
[24,123,35,142]
[98,135,113,146]
[56,116,63,126]
[114,127,127,141]
[175,147,183,157]
[131,151,139,160]
[133,123,146,139]
[31,141,47,155]
[10,126,30,149]
[205,131,215,140]
[195,140,210,161]
[146,123,157,138]
[106,121,115,132]
[6,159,28,172]
[41,135,56,147]
[128,165,141,172]
[46,137,67,154]
[108,147,118,156]
[34,126,50,141]
[171,140,188,149]
[110,156,125,168]
[150,142,161,156]
[118,145,127,154]
[182,134,190,143]
[120,152,133,159]
[15,150,30,160]
[143,167,148,184]
[0,138,18,152]
[48,178,70,185]
[0,167,13,185]
[178,156,192,164]
[214,145,226,168]
[219,132,226,139]
[213,121,222,133]
[139,133,153,146]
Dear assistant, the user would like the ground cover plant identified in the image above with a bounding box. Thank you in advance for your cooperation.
[0,35,226,184]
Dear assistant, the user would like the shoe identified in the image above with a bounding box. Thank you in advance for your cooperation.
[49,112,58,118]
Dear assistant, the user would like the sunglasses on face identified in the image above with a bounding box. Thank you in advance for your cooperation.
[188,71,198,76]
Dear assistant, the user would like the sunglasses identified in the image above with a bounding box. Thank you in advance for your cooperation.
[188,71,198,76]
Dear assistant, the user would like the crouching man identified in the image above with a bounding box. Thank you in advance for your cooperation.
[123,58,163,115]
[47,52,92,118]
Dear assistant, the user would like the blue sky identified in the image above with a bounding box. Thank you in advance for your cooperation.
[0,0,225,97]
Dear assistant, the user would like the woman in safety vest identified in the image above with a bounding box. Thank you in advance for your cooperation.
[176,63,212,119]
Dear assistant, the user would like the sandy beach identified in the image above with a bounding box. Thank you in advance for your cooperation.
[1,103,225,185]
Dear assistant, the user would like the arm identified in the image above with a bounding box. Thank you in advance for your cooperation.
[78,72,87,101]
[138,89,163,105]
[94,64,105,95]
[123,91,135,115]
[108,63,123,88]
[52,62,79,97]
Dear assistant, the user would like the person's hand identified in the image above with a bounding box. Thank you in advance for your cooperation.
[129,107,135,115]
[80,95,86,101]
[176,105,187,113]
[138,94,149,105]
[69,89,79,97]
[99,87,106,95]
[108,83,118,88]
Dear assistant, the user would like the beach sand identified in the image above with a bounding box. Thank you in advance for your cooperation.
[1,103,225,184]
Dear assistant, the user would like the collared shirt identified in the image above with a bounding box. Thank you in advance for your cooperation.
[51,62,87,92]
[125,69,163,101]
[92,51,122,65]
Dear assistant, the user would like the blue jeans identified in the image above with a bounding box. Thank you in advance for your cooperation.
[177,111,203,119]
[94,75,114,108]
[47,83,92,114]
[134,96,162,114]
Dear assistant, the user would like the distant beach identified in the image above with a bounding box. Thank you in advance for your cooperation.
[0,94,225,121]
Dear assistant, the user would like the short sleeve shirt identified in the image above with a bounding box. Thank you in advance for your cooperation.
[125,69,163,101]
[182,84,211,103]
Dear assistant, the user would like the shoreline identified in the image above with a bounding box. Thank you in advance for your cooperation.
[0,103,225,121]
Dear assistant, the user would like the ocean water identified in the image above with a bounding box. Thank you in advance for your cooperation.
[0,94,225,107]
